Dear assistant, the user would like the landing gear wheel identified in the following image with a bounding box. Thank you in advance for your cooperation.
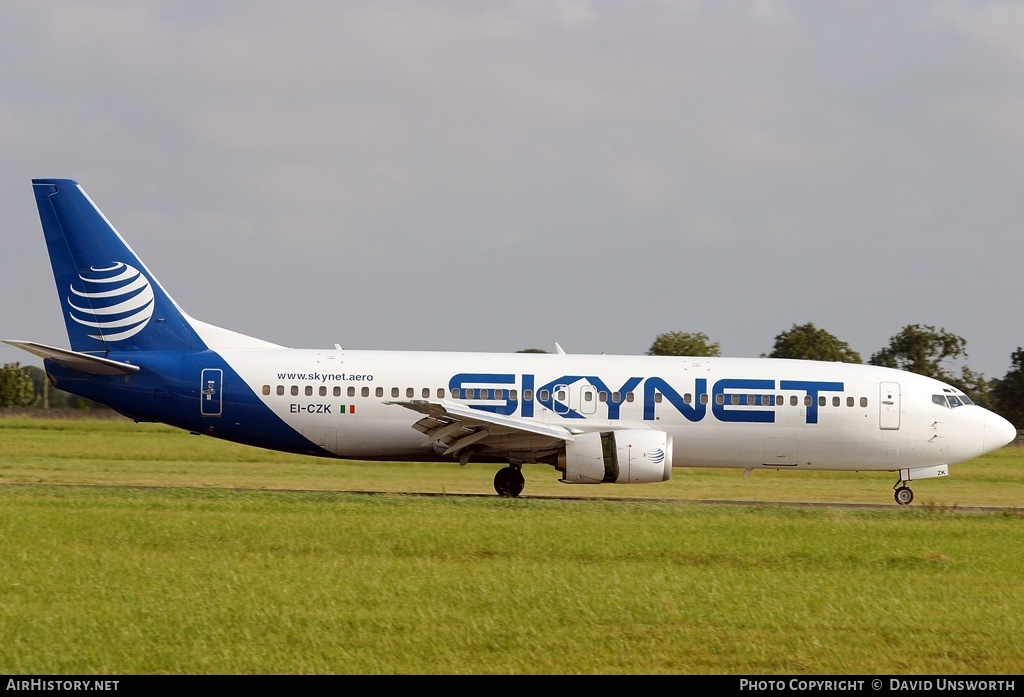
[894,486,914,505]
[493,466,525,498]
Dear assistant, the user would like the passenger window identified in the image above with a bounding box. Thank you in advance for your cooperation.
[762,395,771,406]
[361,386,369,397]
[524,389,533,401]
[291,386,299,396]
[655,393,663,404]
[262,385,270,395]
[804,395,813,406]
[334,386,341,397]
[407,387,414,398]
[540,389,550,401]
[305,386,313,397]
[437,388,445,399]
[556,390,566,401]
[422,388,430,399]
[451,388,461,399]
[375,387,383,398]
[347,386,355,397]
[584,391,593,402]
[700,394,709,405]
[832,396,840,407]
[819,396,826,407]
[790,395,797,406]
[496,389,504,400]
[612,392,621,403]
[846,397,854,407]
[730,394,739,405]
[391,387,399,398]
[467,389,476,399]
[319,386,327,397]
[684,393,692,404]
[860,397,868,408]
[599,391,608,402]
[276,385,285,396]
[626,392,635,403]
[716,394,725,405]
[510,390,517,400]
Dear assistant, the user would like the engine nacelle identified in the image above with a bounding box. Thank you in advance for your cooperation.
[560,430,672,485]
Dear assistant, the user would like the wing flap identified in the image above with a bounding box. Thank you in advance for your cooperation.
[385,399,575,457]
[388,399,575,440]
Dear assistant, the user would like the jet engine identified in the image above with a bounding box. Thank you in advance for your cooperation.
[559,430,672,485]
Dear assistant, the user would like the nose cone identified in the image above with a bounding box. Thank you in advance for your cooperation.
[983,410,1018,453]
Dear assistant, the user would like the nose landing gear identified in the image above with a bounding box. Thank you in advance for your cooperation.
[893,481,914,505]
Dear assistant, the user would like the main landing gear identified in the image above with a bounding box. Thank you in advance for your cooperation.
[493,465,525,498]
[893,480,915,506]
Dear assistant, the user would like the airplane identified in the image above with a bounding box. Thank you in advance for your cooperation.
[5,178,1018,505]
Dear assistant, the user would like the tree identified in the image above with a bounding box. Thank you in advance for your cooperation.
[25,365,49,407]
[764,322,862,363]
[991,348,1024,428]
[647,331,720,357]
[12,365,105,410]
[953,366,994,411]
[868,324,967,383]
[0,363,36,407]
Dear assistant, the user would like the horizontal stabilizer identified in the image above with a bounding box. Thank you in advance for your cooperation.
[3,340,140,375]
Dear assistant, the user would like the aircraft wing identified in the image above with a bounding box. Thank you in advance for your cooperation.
[385,399,576,460]
[3,340,140,376]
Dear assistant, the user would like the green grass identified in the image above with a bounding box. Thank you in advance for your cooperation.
[0,416,1022,674]
[1,415,1022,507]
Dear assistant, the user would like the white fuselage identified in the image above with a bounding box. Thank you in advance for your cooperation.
[216,349,1007,473]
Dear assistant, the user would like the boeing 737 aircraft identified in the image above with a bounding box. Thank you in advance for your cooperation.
[6,179,1017,504]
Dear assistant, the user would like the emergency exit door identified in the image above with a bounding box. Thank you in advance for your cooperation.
[201,369,223,416]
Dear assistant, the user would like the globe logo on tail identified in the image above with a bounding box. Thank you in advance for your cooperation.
[67,262,155,342]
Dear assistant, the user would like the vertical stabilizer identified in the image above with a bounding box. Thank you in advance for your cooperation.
[32,178,206,352]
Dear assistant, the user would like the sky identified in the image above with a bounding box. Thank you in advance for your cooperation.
[2,1,1022,381]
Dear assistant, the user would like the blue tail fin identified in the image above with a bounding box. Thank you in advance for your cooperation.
[32,178,207,353]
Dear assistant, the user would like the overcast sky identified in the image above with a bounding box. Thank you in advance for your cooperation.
[2,1,1022,381]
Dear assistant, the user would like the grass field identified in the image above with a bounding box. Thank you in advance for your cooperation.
[1,414,1022,508]
[0,415,1022,674]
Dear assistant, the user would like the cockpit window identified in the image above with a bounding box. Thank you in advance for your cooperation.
[933,392,973,408]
